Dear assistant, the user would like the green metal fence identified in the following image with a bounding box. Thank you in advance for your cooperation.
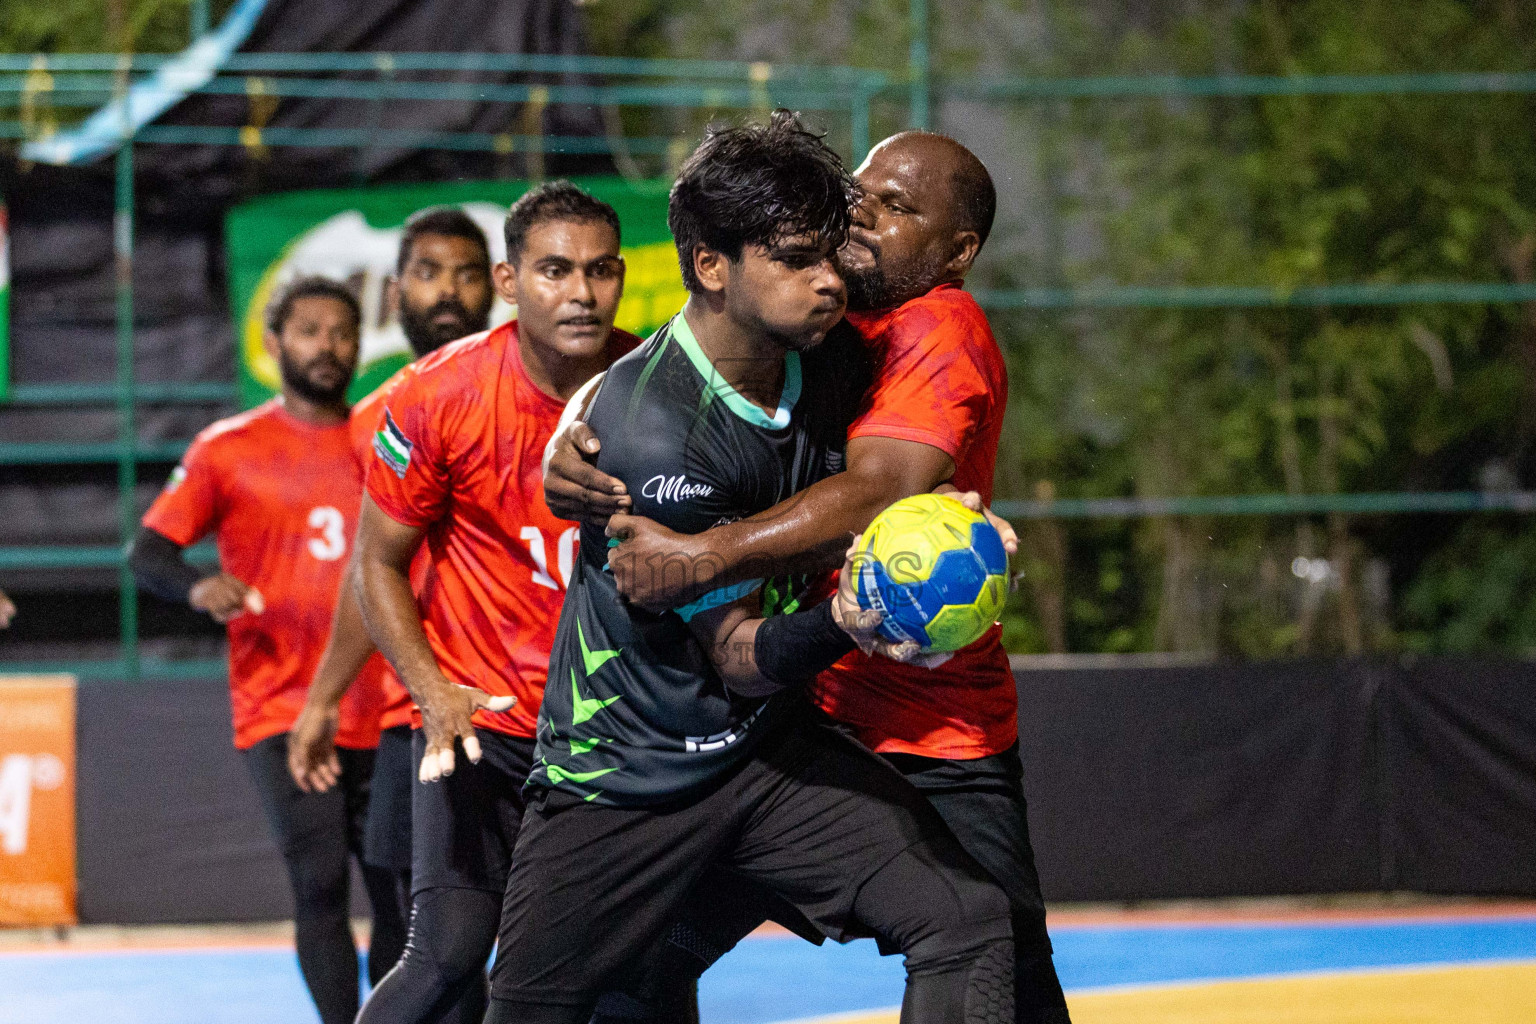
[0,50,886,678]
[4,38,1536,677]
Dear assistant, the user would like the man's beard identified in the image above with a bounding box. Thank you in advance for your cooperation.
[399,297,489,357]
[839,249,946,312]
[842,263,895,312]
[280,352,350,406]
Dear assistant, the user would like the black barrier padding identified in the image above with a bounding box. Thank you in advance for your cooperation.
[1385,658,1536,895]
[1016,662,1381,901]
[68,661,1536,922]
[76,678,293,923]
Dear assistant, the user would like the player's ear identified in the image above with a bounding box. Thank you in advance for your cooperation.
[945,230,981,278]
[693,245,727,294]
[262,327,282,364]
[383,274,401,321]
[492,260,519,305]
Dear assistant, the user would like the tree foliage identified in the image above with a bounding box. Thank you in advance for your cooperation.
[590,0,1536,656]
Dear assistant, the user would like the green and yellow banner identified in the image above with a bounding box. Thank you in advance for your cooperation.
[225,177,685,409]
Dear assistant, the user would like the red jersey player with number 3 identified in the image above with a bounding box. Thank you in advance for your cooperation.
[129,277,402,1024]
[347,183,639,1024]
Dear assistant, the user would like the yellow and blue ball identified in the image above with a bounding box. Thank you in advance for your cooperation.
[853,493,1009,652]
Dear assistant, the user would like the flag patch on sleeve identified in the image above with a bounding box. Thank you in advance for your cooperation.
[374,410,414,479]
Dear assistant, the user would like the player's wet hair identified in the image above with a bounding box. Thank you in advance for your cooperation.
[503,181,621,263]
[397,206,490,275]
[669,109,861,293]
[265,275,361,335]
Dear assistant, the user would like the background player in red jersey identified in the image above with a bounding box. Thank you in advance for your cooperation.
[128,277,404,1024]
[347,183,640,1024]
[545,132,1073,1024]
[288,207,493,863]
[285,208,495,1024]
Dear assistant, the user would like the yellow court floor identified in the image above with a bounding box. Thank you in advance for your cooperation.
[801,961,1536,1024]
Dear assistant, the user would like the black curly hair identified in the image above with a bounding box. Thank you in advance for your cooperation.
[265,275,360,335]
[669,110,861,293]
[503,180,621,263]
[397,206,490,274]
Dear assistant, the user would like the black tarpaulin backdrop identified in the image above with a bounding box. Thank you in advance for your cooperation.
[144,0,606,204]
[75,658,1535,922]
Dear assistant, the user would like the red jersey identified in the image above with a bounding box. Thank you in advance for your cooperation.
[810,283,1016,760]
[143,401,386,751]
[350,367,423,731]
[365,322,638,737]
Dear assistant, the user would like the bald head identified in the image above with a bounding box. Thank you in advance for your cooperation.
[879,132,996,246]
[839,131,997,309]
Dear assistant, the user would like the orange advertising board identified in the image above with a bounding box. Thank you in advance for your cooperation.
[0,675,76,926]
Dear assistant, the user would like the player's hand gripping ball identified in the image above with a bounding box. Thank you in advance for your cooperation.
[853,493,1009,653]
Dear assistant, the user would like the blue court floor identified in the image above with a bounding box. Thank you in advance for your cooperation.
[2,909,1534,1024]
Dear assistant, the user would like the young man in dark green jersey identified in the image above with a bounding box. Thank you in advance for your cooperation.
[483,111,1015,1024]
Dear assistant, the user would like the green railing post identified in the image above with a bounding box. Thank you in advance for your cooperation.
[190,0,211,40]
[908,0,930,129]
[114,103,138,680]
[851,85,871,165]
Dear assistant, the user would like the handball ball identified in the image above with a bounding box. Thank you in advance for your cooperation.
[853,493,1009,652]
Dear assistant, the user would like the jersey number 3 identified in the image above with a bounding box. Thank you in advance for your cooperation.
[307,506,347,562]
[521,526,577,590]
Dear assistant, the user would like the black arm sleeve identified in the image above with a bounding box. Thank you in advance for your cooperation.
[751,599,857,693]
[127,525,206,605]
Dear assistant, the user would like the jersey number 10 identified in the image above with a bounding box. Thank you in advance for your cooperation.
[521,526,578,590]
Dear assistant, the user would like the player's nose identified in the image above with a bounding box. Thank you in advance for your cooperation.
[567,271,597,306]
[812,260,846,296]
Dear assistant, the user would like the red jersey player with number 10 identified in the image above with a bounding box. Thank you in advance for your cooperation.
[129,278,402,1024]
[347,183,639,1024]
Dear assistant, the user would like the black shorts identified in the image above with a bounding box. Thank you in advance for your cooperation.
[410,728,534,896]
[645,740,1057,973]
[363,725,415,873]
[489,709,1007,1005]
[243,732,373,879]
[885,743,1053,957]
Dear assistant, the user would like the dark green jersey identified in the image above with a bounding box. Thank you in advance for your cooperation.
[531,312,868,806]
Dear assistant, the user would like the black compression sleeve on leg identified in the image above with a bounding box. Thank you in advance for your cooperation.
[127,526,206,604]
[752,599,857,691]
[484,997,593,1024]
[285,854,359,1024]
[356,887,499,1024]
[900,938,1015,1024]
[1017,952,1071,1024]
[359,863,407,986]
